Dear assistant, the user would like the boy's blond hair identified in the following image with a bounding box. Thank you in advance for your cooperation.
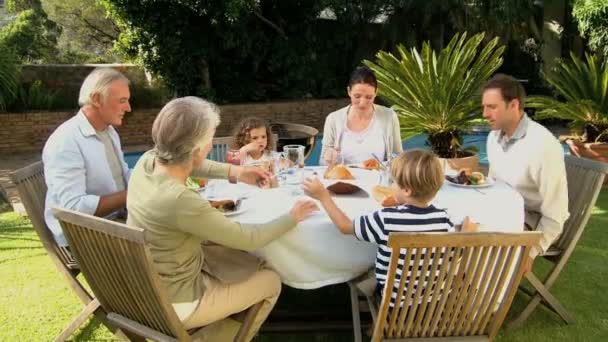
[390,149,444,202]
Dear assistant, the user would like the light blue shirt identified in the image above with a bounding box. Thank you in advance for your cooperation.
[42,111,131,246]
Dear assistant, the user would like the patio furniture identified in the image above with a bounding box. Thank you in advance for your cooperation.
[363,231,541,341]
[210,134,278,163]
[509,155,608,328]
[52,207,265,342]
[270,122,319,161]
[218,167,524,289]
[9,161,127,342]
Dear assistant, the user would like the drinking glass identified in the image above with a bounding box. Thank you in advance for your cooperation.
[283,145,305,195]
[273,152,288,185]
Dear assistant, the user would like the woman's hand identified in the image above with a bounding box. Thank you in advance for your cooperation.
[323,147,341,166]
[288,199,319,222]
[302,177,330,202]
[230,165,272,186]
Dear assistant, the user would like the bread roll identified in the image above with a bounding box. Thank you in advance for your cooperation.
[372,185,398,207]
[325,164,354,180]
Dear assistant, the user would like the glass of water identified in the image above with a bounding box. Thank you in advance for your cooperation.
[283,145,305,195]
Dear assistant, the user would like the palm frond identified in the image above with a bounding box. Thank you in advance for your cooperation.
[363,32,505,157]
[0,48,20,111]
[533,52,608,142]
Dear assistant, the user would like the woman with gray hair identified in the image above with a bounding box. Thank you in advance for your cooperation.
[127,96,318,340]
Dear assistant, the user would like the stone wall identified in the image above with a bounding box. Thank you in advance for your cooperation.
[0,98,348,155]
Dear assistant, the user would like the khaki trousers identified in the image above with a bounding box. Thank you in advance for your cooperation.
[184,269,282,341]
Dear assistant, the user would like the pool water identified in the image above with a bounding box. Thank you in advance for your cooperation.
[124,133,568,168]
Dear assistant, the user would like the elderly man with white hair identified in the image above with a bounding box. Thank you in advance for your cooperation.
[43,67,133,246]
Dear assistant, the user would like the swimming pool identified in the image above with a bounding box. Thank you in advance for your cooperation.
[124,133,568,168]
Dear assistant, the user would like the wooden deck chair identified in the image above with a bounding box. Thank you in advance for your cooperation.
[8,161,127,341]
[509,155,608,328]
[210,134,279,162]
[52,207,265,342]
[270,122,318,160]
[351,231,541,342]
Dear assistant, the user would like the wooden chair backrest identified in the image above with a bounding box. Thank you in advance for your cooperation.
[373,231,541,341]
[9,161,75,267]
[52,208,191,341]
[552,155,608,253]
[211,134,279,162]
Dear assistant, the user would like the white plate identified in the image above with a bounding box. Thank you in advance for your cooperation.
[445,176,495,188]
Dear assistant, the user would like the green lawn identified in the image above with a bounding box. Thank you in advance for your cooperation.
[1,191,607,341]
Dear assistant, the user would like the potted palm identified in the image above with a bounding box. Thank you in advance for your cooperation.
[364,32,505,172]
[527,52,608,163]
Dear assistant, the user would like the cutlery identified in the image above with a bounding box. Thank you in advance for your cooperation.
[474,188,487,195]
[371,153,387,170]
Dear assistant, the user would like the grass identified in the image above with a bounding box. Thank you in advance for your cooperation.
[0,191,607,341]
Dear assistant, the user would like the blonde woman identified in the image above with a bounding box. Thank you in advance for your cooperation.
[127,97,318,340]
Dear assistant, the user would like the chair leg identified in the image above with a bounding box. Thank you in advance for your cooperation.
[349,282,363,342]
[525,272,575,324]
[234,302,263,342]
[509,272,575,329]
[53,298,101,342]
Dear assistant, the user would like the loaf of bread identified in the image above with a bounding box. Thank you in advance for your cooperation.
[372,185,398,207]
[325,164,354,180]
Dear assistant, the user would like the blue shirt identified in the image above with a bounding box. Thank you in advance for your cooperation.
[42,111,131,246]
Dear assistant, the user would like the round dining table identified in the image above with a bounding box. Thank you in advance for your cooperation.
[202,166,524,289]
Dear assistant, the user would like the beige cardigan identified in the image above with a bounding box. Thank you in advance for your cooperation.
[320,104,403,165]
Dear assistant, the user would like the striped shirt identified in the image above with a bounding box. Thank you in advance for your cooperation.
[354,205,454,307]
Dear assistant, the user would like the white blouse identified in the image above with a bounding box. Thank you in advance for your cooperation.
[340,115,386,164]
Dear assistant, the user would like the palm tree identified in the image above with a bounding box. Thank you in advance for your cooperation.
[364,32,505,158]
[527,52,608,143]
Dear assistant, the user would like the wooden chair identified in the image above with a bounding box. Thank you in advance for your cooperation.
[52,207,265,342]
[351,231,541,342]
[210,134,279,163]
[270,122,319,160]
[509,155,608,328]
[8,162,127,341]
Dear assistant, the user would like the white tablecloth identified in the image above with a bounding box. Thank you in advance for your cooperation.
[204,167,524,289]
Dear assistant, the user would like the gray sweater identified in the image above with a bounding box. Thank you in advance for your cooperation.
[320,104,403,165]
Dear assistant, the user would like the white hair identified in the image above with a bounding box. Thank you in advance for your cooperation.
[152,97,221,165]
[78,68,130,106]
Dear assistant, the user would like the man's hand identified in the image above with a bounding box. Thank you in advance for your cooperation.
[302,177,330,201]
[522,255,536,273]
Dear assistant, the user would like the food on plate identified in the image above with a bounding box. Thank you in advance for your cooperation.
[197,177,208,187]
[372,185,398,207]
[362,158,381,170]
[445,169,486,185]
[324,164,354,180]
[209,199,238,213]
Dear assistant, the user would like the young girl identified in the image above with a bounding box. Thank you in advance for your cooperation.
[233,116,275,168]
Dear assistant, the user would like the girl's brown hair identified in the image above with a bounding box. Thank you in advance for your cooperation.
[232,116,275,152]
[390,149,444,202]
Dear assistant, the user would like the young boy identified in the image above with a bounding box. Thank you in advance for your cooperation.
[303,149,470,307]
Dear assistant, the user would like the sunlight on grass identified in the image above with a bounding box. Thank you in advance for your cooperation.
[0,191,607,341]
